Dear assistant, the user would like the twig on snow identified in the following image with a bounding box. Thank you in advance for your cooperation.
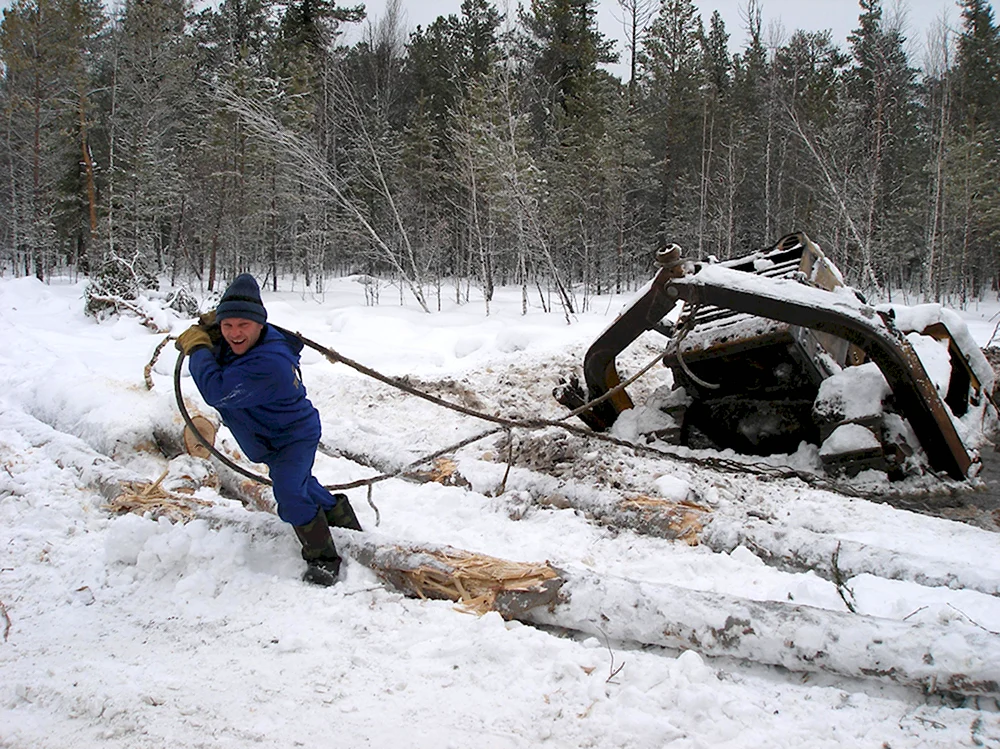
[597,627,625,684]
[497,427,515,496]
[365,484,381,527]
[343,586,383,597]
[0,599,11,642]
[831,542,858,614]
[972,715,985,747]
[902,606,928,621]
[947,604,1000,635]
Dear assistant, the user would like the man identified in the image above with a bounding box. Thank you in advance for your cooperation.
[175,273,361,587]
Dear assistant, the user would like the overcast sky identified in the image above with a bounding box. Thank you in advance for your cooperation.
[351,0,962,77]
[0,0,964,77]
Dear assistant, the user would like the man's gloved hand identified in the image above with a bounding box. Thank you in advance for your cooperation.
[175,325,213,354]
[198,309,222,344]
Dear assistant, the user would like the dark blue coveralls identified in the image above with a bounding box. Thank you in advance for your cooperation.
[188,324,337,526]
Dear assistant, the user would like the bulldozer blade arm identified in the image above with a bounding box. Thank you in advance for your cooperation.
[574,271,682,430]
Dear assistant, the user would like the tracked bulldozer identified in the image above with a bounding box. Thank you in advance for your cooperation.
[557,232,997,480]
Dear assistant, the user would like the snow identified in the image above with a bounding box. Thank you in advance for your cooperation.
[889,302,996,394]
[2,274,1000,748]
[653,474,692,502]
[814,363,890,424]
[819,423,881,456]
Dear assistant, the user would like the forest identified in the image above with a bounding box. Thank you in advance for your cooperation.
[1,0,999,314]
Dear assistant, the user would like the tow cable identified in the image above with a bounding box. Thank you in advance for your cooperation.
[167,323,893,501]
[172,325,667,492]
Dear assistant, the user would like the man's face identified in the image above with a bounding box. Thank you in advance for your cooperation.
[220,317,264,356]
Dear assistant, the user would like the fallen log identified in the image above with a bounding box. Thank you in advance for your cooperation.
[320,442,471,488]
[328,530,1000,697]
[188,430,279,515]
[522,564,1000,697]
[2,408,146,503]
[149,407,277,515]
[21,400,988,610]
[320,440,710,541]
[2,408,215,520]
[339,533,565,619]
[459,454,996,596]
[152,412,219,461]
[66,406,992,696]
[181,482,1000,698]
[213,456,277,515]
[453,455,712,542]
[254,443,999,602]
[702,517,1000,598]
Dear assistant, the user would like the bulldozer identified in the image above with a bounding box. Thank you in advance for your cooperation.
[556,232,998,481]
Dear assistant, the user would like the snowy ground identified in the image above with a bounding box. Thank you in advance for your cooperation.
[2,273,1000,749]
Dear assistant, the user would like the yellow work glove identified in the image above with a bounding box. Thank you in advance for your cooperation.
[175,325,213,355]
[197,309,222,344]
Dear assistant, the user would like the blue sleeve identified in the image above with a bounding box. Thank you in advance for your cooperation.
[188,348,295,409]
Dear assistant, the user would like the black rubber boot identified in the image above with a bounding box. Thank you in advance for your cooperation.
[325,493,363,531]
[293,509,342,586]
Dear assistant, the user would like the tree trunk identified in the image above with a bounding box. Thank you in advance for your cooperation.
[79,93,99,269]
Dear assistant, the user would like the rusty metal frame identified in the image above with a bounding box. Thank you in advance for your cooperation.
[577,237,973,479]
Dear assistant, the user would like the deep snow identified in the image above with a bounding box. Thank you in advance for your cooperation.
[1,273,1000,749]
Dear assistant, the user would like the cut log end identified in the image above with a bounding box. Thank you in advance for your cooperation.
[183,415,218,460]
[353,543,566,619]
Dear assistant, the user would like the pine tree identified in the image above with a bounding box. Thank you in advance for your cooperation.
[844,0,921,288]
[946,0,1000,299]
[697,10,733,256]
[405,1,502,162]
[768,30,851,270]
[520,0,617,145]
[731,0,769,248]
[639,0,704,246]
[188,0,278,289]
[0,0,105,279]
[103,0,196,287]
[956,0,1000,134]
[519,0,619,299]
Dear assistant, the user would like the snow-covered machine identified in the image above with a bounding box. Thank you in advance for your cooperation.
[557,232,997,480]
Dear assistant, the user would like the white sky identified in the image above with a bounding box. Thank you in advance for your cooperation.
[355,0,961,77]
[0,0,961,77]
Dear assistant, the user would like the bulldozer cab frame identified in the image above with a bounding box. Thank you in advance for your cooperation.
[558,232,988,481]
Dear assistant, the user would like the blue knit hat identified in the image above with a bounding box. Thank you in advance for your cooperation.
[216,273,267,325]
